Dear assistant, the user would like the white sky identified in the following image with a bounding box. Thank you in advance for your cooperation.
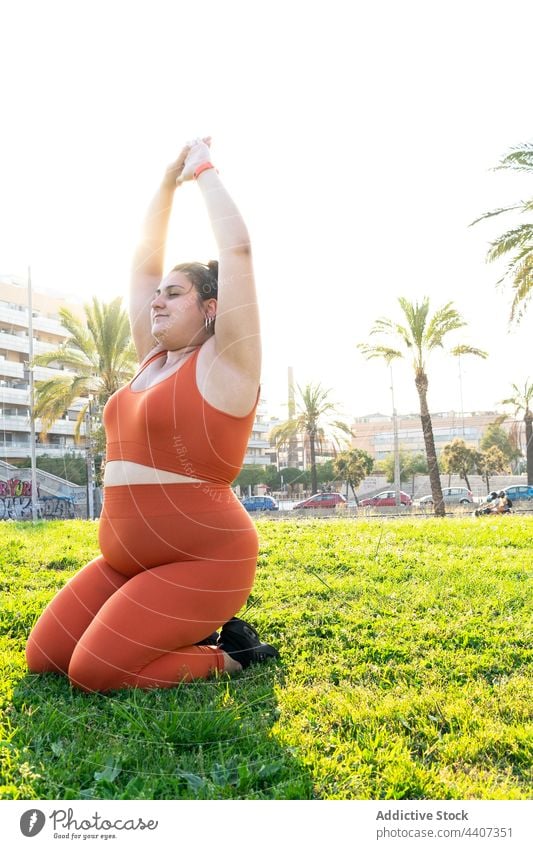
[1,0,532,425]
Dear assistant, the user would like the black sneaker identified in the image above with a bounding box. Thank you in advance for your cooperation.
[195,631,219,646]
[217,617,279,668]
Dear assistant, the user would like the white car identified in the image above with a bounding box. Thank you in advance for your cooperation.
[419,486,473,505]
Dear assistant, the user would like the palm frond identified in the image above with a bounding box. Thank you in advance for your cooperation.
[31,347,94,373]
[469,204,523,226]
[370,317,396,335]
[424,303,465,350]
[85,297,136,393]
[450,345,488,359]
[58,307,96,359]
[358,343,403,363]
[329,419,353,437]
[493,142,533,173]
[34,375,90,436]
[486,225,533,263]
[269,419,301,447]
[509,253,533,323]
[32,296,136,436]
[500,379,533,412]
[397,297,431,351]
[471,140,533,322]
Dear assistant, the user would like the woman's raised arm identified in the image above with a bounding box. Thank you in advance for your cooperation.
[180,141,261,384]
[129,146,190,361]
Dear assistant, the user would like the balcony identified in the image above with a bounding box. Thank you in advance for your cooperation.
[0,305,67,337]
[0,387,29,405]
[252,421,270,433]
[247,437,270,449]
[243,454,269,466]
[0,415,85,436]
[0,332,59,356]
[0,357,79,387]
[0,360,24,379]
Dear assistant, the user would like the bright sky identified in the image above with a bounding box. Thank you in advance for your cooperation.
[1,0,532,426]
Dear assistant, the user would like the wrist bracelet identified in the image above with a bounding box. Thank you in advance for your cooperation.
[193,161,217,180]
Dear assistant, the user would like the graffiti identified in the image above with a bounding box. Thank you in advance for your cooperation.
[0,495,75,520]
[40,497,75,519]
[0,478,37,497]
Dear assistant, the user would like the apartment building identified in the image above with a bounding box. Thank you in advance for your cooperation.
[351,410,516,460]
[0,275,87,462]
[243,398,271,465]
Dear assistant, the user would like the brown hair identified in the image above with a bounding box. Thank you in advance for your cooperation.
[171,261,218,302]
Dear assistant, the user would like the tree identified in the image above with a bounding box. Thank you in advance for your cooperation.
[474,446,510,493]
[279,467,309,493]
[233,465,267,490]
[470,142,533,322]
[440,438,478,491]
[501,380,533,485]
[333,449,374,501]
[270,383,352,495]
[358,298,487,516]
[480,420,520,467]
[375,448,413,484]
[404,452,429,496]
[263,465,282,491]
[378,450,429,496]
[12,453,89,486]
[316,460,335,487]
[32,297,137,442]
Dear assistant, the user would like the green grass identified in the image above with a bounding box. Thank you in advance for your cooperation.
[1,517,532,800]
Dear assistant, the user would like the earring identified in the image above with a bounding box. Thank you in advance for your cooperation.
[204,315,214,331]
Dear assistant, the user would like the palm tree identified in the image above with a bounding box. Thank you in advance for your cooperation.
[470,142,533,322]
[501,380,533,484]
[32,297,137,441]
[358,297,487,517]
[270,383,352,496]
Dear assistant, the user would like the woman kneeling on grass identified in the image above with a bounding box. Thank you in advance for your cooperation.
[26,138,278,692]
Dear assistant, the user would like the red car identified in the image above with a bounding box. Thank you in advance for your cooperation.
[293,492,347,509]
[360,490,412,507]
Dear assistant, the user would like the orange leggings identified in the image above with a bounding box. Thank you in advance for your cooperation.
[25,483,258,692]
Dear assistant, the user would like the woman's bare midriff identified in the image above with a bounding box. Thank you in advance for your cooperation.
[103,460,208,487]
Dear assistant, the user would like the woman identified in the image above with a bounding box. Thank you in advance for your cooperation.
[25,138,278,692]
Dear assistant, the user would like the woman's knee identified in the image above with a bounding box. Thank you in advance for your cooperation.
[68,643,118,693]
[25,614,72,675]
[25,632,58,674]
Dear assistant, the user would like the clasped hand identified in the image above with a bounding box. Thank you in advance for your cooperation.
[165,137,212,187]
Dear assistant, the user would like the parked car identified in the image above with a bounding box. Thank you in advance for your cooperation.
[292,492,347,509]
[501,485,533,502]
[419,486,473,506]
[360,490,412,507]
[241,495,279,512]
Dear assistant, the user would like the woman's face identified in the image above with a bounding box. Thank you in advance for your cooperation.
[150,271,213,348]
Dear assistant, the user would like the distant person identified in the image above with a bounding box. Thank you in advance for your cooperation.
[495,490,513,514]
[26,138,278,691]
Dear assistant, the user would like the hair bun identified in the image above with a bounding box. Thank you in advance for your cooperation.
[207,260,218,280]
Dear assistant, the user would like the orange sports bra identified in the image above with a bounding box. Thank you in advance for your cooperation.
[102,348,259,485]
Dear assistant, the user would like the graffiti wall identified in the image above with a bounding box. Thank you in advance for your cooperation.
[0,478,36,497]
[0,478,75,519]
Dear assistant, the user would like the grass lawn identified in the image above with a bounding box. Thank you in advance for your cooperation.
[0,516,531,800]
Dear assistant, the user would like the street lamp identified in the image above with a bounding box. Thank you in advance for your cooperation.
[457,354,466,436]
[390,364,401,508]
[85,394,95,520]
[26,266,39,522]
